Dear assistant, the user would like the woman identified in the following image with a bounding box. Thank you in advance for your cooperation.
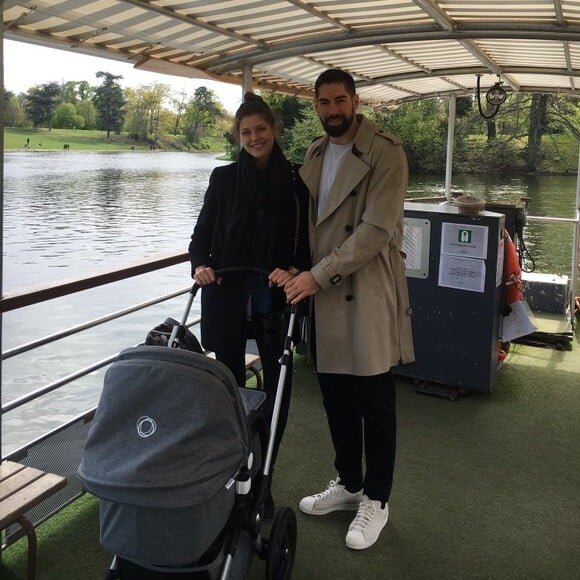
[188,92,309,473]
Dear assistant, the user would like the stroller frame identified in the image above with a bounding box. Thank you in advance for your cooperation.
[80,267,298,580]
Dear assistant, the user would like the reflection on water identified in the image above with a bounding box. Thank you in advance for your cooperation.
[4,151,227,288]
[2,151,578,454]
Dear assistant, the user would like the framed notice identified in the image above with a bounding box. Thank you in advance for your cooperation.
[403,218,431,279]
[438,254,486,293]
[441,222,489,259]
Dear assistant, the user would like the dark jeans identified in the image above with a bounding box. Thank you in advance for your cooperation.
[317,371,397,505]
[213,312,292,468]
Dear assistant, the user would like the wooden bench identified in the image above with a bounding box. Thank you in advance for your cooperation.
[244,353,262,388]
[0,461,67,580]
[206,352,262,389]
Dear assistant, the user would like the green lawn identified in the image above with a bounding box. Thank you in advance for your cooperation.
[4,127,150,151]
[4,127,229,153]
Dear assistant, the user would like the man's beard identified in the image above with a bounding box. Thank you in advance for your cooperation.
[322,113,354,138]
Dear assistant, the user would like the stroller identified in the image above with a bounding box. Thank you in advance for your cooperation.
[78,268,298,580]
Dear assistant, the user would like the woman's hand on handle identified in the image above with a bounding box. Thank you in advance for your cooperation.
[194,265,221,286]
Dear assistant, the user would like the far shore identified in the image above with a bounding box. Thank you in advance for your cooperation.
[4,127,227,154]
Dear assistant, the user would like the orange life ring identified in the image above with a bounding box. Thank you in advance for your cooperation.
[503,230,522,305]
[497,341,508,363]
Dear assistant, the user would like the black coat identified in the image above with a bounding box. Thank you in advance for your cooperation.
[188,160,310,351]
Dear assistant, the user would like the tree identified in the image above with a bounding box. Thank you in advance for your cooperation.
[183,87,222,143]
[170,90,189,136]
[76,81,94,102]
[284,108,323,162]
[263,92,310,147]
[59,80,94,104]
[456,96,473,117]
[141,83,171,140]
[373,99,448,173]
[23,82,62,128]
[526,94,549,172]
[3,89,15,114]
[4,90,26,127]
[123,83,171,142]
[93,71,126,137]
[61,80,80,104]
[75,100,98,130]
[52,103,84,129]
[123,87,148,139]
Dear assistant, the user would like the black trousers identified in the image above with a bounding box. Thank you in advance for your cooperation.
[317,371,397,505]
[213,312,292,468]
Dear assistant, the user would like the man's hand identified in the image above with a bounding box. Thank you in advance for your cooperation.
[284,271,321,304]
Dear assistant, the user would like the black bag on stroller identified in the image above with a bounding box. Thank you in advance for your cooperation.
[144,317,203,353]
[78,269,298,580]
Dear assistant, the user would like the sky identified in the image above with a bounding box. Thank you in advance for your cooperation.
[3,39,244,113]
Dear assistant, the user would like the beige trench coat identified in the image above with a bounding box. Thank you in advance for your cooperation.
[299,115,415,375]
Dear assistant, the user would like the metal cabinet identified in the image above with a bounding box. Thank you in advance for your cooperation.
[393,203,505,394]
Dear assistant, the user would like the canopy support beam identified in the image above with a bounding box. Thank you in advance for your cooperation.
[1,3,6,464]
[445,96,456,200]
[242,65,253,98]
[571,142,580,327]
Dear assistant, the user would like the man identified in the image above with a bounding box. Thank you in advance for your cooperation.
[284,69,414,550]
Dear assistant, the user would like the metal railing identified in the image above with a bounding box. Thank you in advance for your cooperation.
[526,212,580,322]
[0,251,191,458]
[0,251,198,547]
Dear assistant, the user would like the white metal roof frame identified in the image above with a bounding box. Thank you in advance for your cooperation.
[3,1,580,106]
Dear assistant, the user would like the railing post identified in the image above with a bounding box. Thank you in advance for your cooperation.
[1,0,6,461]
[445,96,456,201]
[572,141,580,327]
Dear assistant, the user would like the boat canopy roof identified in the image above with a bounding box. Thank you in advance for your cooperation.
[3,1,580,105]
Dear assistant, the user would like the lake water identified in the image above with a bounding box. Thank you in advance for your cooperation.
[2,151,578,455]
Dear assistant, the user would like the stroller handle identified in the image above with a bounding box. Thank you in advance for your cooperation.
[179,266,295,329]
[189,266,273,298]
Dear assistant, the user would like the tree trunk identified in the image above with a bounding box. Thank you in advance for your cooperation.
[486,118,496,140]
[486,103,496,140]
[527,94,548,172]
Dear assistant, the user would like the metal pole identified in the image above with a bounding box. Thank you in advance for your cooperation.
[263,307,296,477]
[571,142,580,328]
[242,64,253,96]
[1,0,5,460]
[445,96,456,201]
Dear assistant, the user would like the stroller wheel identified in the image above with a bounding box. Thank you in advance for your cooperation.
[265,507,297,580]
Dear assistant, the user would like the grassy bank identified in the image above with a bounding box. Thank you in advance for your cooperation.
[6,127,149,151]
[5,127,578,173]
[4,127,228,153]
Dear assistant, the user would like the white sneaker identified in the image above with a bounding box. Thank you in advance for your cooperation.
[299,479,363,515]
[345,496,389,550]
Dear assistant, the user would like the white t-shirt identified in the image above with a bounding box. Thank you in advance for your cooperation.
[318,141,352,219]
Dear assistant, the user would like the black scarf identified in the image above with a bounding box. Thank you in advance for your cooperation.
[222,142,293,268]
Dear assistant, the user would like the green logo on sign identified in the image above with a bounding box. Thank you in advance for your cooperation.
[458,229,472,243]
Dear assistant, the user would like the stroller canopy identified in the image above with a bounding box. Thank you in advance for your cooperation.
[79,346,252,508]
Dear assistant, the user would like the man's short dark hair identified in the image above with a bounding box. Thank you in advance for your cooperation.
[314,69,356,98]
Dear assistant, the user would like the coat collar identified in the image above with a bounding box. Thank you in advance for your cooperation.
[299,115,378,225]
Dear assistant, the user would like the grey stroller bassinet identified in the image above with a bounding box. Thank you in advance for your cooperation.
[78,273,298,580]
